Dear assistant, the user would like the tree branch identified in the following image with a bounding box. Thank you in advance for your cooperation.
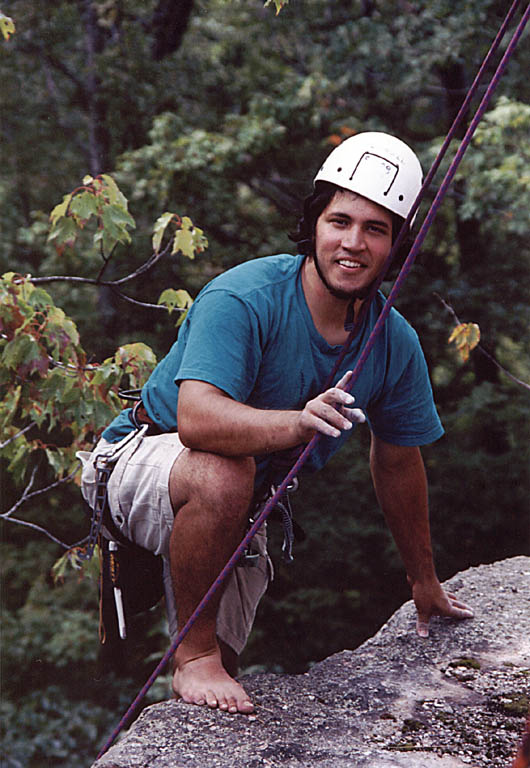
[2,515,88,550]
[25,240,172,289]
[2,465,81,520]
[434,293,530,392]
[109,286,179,311]
[1,461,88,549]
[111,243,171,285]
[0,422,37,450]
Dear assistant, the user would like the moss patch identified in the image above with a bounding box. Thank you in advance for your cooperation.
[449,657,481,670]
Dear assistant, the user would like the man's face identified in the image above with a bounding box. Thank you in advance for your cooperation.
[313,190,393,300]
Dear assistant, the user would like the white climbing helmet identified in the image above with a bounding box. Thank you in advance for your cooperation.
[314,131,423,221]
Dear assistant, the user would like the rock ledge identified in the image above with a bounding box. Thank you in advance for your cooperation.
[92,557,530,768]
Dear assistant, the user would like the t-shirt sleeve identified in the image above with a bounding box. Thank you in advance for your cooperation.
[366,326,444,446]
[174,289,263,402]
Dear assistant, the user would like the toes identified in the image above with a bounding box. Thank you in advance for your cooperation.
[172,657,254,715]
[205,690,218,709]
[240,698,254,714]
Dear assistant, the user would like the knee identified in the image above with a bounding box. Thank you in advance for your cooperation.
[209,454,255,512]
[170,451,255,519]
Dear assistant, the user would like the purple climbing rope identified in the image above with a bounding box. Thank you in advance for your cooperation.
[95,2,529,760]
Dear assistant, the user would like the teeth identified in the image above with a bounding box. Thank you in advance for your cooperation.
[338,260,363,268]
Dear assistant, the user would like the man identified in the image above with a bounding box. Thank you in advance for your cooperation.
[80,131,473,717]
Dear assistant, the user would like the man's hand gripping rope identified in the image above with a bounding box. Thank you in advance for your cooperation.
[297,370,366,442]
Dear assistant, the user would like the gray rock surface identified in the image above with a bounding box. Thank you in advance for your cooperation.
[92,557,530,767]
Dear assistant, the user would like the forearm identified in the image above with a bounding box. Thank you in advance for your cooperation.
[370,435,474,635]
[178,376,362,457]
[179,389,302,456]
[370,437,437,584]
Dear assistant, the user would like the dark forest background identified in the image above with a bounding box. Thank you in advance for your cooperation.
[1,1,529,765]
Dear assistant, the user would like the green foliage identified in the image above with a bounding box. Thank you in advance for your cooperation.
[157,288,194,327]
[1,690,111,768]
[152,211,208,259]
[51,542,101,586]
[1,531,169,767]
[48,174,136,258]
[0,272,157,484]
[0,170,207,500]
[172,216,208,259]
[152,211,176,253]
[454,97,530,239]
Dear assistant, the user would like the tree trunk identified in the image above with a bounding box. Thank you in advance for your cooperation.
[80,0,111,175]
[151,0,195,61]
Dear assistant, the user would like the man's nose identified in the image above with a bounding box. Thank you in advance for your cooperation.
[342,225,365,250]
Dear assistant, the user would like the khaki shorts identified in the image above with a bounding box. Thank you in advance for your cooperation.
[78,431,271,655]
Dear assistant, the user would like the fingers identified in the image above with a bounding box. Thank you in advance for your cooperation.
[439,590,474,619]
[340,405,366,425]
[297,371,366,441]
[305,399,353,438]
[335,370,353,390]
[415,588,474,639]
[335,371,365,423]
[416,605,474,638]
[445,593,474,614]
[305,390,364,437]
[416,616,430,638]
[445,598,474,619]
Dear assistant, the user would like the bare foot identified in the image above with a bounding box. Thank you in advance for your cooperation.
[172,650,254,715]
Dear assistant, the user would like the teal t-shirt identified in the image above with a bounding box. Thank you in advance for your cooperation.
[103,254,443,487]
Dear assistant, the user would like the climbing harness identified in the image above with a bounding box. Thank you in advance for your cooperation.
[80,388,161,565]
[96,3,529,758]
[79,425,149,561]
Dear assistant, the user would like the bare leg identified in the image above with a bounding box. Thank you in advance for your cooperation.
[169,449,255,714]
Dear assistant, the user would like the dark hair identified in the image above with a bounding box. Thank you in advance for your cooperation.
[289,181,410,258]
[289,182,337,257]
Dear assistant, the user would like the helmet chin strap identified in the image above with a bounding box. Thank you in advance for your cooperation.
[311,253,374,331]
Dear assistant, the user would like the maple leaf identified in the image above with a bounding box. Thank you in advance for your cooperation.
[448,322,481,362]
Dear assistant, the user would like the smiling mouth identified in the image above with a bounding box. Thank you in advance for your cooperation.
[337,259,365,269]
